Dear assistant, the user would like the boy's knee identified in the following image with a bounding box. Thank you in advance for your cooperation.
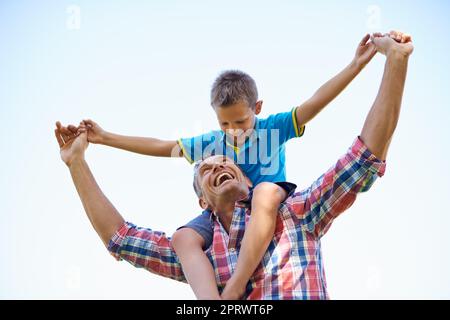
[251,183,287,216]
[172,228,205,251]
[254,182,279,192]
[253,182,287,202]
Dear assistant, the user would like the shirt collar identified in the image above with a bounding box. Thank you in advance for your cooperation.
[209,194,252,224]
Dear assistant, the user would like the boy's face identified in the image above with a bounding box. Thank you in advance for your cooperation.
[214,100,262,145]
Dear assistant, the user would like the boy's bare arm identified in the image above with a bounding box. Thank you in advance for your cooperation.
[102,133,182,157]
[79,119,183,157]
[295,34,377,128]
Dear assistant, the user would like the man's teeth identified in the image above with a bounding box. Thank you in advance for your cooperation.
[215,172,233,186]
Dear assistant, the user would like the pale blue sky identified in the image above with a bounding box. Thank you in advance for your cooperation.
[1,0,449,299]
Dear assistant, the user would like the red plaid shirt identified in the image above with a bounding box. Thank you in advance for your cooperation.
[108,137,386,299]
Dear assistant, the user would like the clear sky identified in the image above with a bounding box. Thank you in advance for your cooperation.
[1,0,449,299]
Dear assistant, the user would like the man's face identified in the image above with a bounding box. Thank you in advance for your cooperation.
[213,100,261,145]
[196,155,250,211]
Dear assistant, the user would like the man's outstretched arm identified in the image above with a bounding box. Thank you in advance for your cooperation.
[295,31,413,238]
[55,122,124,246]
[55,122,186,282]
[68,158,125,246]
[360,31,413,160]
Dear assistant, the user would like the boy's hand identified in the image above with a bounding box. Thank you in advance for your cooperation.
[353,34,378,69]
[221,282,245,300]
[76,119,106,144]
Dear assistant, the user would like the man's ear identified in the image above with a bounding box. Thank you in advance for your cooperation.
[254,100,263,115]
[198,197,209,210]
[245,176,253,189]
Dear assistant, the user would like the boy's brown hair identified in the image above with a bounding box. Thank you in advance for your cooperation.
[210,70,258,109]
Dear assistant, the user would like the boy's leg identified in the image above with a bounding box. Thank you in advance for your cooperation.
[221,182,287,299]
[172,228,220,299]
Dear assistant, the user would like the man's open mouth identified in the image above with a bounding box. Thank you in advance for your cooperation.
[214,172,234,187]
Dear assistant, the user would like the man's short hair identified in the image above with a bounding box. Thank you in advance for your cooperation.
[193,161,202,198]
[210,70,258,109]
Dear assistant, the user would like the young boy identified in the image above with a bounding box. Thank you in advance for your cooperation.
[77,34,377,299]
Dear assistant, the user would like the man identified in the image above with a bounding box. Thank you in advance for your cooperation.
[55,32,413,299]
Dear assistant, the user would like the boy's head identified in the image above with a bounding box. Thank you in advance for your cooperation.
[210,70,263,142]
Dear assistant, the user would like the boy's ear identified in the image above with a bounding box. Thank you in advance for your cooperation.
[254,100,263,115]
[198,197,208,210]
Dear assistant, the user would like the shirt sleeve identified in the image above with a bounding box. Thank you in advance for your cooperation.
[178,131,222,164]
[262,107,305,144]
[108,222,187,283]
[294,136,386,238]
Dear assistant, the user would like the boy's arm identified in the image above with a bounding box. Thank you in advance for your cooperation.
[81,119,183,157]
[103,133,182,157]
[295,34,377,128]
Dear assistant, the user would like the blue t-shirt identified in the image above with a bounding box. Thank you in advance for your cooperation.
[178,107,305,185]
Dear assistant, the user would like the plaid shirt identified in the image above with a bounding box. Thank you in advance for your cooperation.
[108,137,386,299]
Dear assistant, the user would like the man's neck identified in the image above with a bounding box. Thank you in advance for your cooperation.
[214,202,237,233]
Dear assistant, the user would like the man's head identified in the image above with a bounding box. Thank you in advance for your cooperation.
[193,155,252,212]
[210,70,263,144]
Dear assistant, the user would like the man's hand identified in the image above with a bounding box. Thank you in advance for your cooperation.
[371,30,414,57]
[77,119,106,144]
[55,121,89,167]
[353,34,378,69]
